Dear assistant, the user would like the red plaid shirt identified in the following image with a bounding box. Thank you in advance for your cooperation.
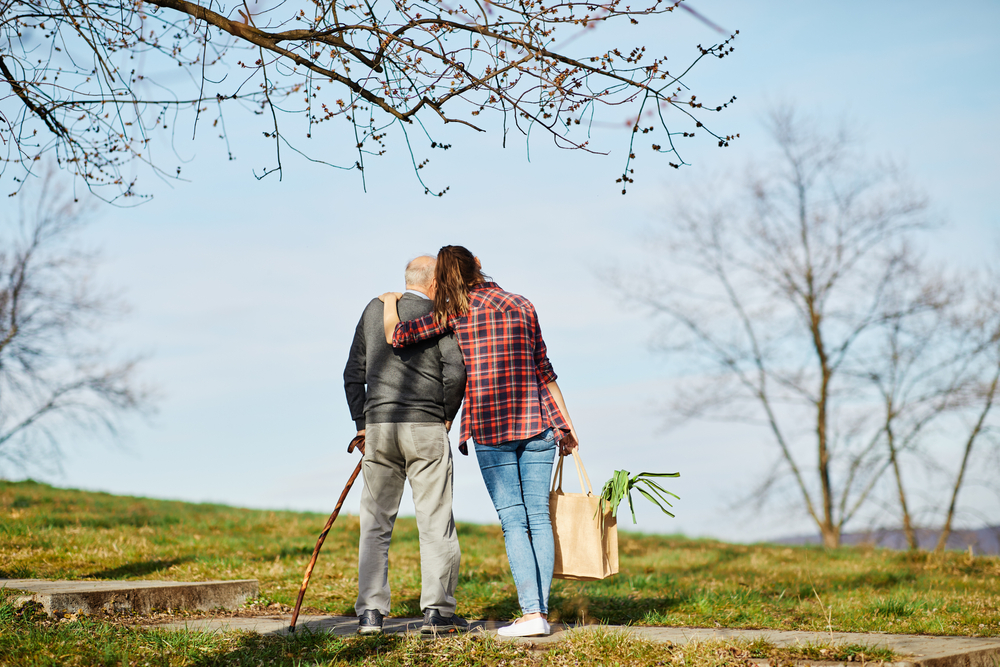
[392,282,569,449]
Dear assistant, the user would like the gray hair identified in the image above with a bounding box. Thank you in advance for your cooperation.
[404,255,435,288]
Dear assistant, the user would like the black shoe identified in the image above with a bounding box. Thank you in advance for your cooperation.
[357,609,384,634]
[421,609,469,634]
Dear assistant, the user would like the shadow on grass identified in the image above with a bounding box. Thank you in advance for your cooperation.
[258,545,319,560]
[385,595,422,618]
[36,505,184,530]
[480,594,520,622]
[183,630,400,667]
[751,569,919,600]
[838,570,918,591]
[668,543,751,577]
[0,564,35,579]
[84,558,192,579]
[550,591,680,625]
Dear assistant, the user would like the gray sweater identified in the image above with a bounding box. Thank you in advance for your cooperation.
[343,294,466,430]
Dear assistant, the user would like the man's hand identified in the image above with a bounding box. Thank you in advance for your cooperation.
[445,421,452,432]
[349,432,366,455]
[378,292,403,302]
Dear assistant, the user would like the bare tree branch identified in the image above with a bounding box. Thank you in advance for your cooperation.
[934,287,1000,552]
[0,0,739,198]
[0,166,153,474]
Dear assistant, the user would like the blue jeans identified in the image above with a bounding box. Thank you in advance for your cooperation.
[475,429,557,615]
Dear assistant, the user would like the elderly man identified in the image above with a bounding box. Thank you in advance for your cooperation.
[343,255,468,635]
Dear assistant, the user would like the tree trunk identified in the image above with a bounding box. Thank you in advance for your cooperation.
[820,522,840,549]
[935,362,1000,552]
[886,421,918,550]
[816,381,837,547]
[811,307,837,547]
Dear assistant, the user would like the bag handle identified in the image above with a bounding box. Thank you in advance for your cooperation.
[552,451,564,493]
[551,449,594,496]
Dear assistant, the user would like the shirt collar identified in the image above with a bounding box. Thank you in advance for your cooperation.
[404,289,430,300]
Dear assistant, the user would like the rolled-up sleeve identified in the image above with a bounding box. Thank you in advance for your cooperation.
[530,306,558,385]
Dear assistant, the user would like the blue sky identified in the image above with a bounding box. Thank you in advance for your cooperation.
[7,0,999,542]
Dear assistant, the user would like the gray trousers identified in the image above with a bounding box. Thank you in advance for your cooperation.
[356,422,461,616]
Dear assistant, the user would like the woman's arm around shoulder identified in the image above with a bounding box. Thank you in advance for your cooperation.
[380,292,402,345]
[381,293,452,347]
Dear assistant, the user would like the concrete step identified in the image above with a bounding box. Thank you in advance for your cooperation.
[1,578,258,616]
[156,616,1000,667]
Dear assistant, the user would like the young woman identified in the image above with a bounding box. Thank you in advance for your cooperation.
[381,245,578,637]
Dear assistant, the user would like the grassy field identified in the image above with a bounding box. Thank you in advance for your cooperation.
[0,595,898,667]
[1,479,999,666]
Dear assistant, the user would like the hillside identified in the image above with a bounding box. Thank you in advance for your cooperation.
[2,480,999,636]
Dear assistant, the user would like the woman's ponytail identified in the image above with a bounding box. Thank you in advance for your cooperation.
[433,245,486,324]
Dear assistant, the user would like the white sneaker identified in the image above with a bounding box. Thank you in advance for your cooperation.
[496,617,551,637]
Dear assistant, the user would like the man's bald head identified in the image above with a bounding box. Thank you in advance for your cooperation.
[404,255,436,293]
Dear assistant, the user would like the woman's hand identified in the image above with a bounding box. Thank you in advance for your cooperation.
[378,292,403,302]
[559,430,579,456]
[547,381,579,456]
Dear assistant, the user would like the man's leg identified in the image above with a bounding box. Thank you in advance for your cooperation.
[356,423,406,617]
[400,422,461,615]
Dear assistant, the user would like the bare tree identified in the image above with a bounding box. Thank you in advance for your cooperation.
[932,282,1000,551]
[612,107,933,548]
[0,0,738,199]
[845,263,945,550]
[615,108,1000,548]
[0,169,151,474]
[820,254,1000,552]
[855,267,990,550]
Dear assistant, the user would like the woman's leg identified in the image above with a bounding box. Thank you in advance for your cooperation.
[475,439,540,614]
[475,430,556,616]
[516,429,557,615]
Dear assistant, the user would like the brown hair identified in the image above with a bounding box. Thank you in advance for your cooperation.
[433,245,487,324]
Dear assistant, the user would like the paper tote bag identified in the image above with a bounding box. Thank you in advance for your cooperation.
[550,449,619,581]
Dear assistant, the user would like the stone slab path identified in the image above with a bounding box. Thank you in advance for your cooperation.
[1,578,258,615]
[158,615,1000,667]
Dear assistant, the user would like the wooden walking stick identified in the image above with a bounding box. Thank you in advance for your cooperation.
[288,434,365,633]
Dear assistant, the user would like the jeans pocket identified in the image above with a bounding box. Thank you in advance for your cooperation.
[363,424,381,460]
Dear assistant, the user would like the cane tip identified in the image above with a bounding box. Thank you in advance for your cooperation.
[288,625,296,633]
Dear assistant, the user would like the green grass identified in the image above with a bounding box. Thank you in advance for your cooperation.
[1,593,895,667]
[2,478,999,642]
